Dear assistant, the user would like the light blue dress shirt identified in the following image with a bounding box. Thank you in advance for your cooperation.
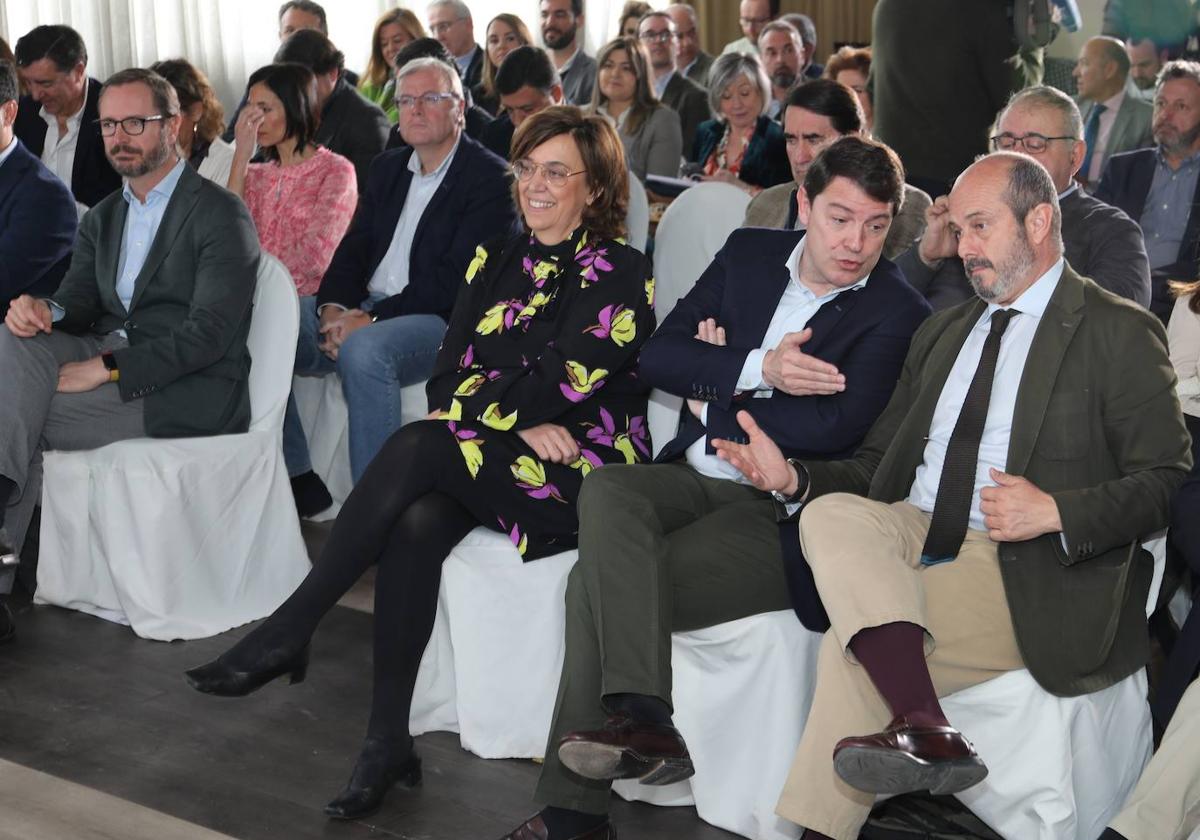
[653,70,675,100]
[1141,148,1200,269]
[455,47,479,81]
[114,158,187,312]
[366,139,460,299]
[907,258,1065,532]
[687,236,871,482]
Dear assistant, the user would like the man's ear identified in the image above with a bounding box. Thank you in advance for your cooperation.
[796,185,813,227]
[1025,201,1054,246]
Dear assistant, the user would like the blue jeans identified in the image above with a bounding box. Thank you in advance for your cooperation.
[283,296,446,483]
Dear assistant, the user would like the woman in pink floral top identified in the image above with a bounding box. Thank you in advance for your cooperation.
[227,63,357,296]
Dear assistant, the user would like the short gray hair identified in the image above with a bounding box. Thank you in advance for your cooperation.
[427,0,470,20]
[996,151,1063,254]
[757,20,802,51]
[781,13,816,50]
[396,55,464,99]
[665,3,697,26]
[1157,59,1200,93]
[707,51,772,118]
[999,85,1083,141]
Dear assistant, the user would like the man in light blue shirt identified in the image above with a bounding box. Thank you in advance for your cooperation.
[0,68,260,644]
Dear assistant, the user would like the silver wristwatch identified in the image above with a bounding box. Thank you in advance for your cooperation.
[770,458,809,505]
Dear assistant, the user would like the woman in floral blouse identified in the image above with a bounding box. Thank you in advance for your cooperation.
[186,107,656,821]
[227,63,357,296]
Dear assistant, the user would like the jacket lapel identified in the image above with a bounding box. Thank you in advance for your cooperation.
[411,143,465,253]
[1006,266,1085,474]
[740,235,799,345]
[100,199,129,303]
[128,166,201,312]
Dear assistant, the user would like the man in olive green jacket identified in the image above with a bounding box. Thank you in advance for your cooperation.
[715,152,1190,840]
[0,68,258,642]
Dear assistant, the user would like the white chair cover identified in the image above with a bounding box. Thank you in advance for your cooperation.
[291,373,428,520]
[626,174,650,253]
[652,182,751,318]
[35,255,311,641]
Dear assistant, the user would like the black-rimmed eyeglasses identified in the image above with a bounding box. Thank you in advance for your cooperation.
[990,132,1077,153]
[97,115,167,137]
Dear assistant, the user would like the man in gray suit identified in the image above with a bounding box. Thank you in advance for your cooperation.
[1074,35,1154,189]
[744,79,930,262]
[0,68,259,643]
[665,3,713,88]
[637,11,710,156]
[898,85,1151,310]
[540,0,596,106]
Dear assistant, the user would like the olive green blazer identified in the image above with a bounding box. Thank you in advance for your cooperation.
[54,164,260,438]
[804,263,1191,696]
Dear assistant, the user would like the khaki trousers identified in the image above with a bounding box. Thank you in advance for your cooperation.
[774,494,1025,840]
[1110,677,1200,840]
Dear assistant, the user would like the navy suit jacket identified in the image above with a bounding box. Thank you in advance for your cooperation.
[640,228,932,629]
[0,139,77,311]
[14,77,121,209]
[1096,147,1200,319]
[316,135,522,323]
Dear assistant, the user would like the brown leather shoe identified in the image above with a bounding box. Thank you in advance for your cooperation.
[557,712,694,786]
[497,813,616,839]
[832,715,987,795]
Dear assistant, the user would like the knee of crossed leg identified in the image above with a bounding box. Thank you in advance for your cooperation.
[334,325,392,383]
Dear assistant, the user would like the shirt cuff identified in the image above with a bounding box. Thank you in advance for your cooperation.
[737,349,770,393]
[316,302,349,315]
[47,300,65,323]
[699,403,708,426]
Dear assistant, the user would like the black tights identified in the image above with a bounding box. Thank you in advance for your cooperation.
[235,423,479,743]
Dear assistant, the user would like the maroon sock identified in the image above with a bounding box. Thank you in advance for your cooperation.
[847,621,949,729]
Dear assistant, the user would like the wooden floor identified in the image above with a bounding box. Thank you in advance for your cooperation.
[0,520,739,840]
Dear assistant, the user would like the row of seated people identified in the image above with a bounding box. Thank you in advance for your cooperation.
[1,17,1200,840]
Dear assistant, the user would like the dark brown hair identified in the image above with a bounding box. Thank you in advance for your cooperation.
[480,14,534,98]
[802,134,905,216]
[150,59,225,145]
[590,37,660,137]
[510,105,629,241]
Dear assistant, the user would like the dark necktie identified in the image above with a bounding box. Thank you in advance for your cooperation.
[1082,103,1107,180]
[921,308,1020,565]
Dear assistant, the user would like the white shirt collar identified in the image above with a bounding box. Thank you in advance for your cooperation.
[1099,88,1126,113]
[983,257,1064,321]
[1058,184,1078,201]
[409,135,461,178]
[39,94,87,129]
[786,235,872,299]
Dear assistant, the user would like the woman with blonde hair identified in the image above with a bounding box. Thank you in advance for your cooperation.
[150,59,236,186]
[589,36,682,181]
[359,8,425,122]
[474,12,533,115]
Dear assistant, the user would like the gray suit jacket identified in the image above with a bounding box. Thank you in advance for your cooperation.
[620,106,683,181]
[684,51,715,88]
[743,181,931,262]
[54,164,260,438]
[561,50,598,106]
[660,72,712,161]
[803,264,1190,696]
[1077,91,1153,182]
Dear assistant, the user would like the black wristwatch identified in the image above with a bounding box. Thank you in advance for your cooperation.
[101,351,120,382]
[770,458,810,505]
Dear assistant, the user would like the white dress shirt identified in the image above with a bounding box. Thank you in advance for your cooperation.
[1168,294,1200,419]
[365,139,460,299]
[1085,89,1127,185]
[39,98,88,217]
[687,236,871,482]
[907,258,1065,531]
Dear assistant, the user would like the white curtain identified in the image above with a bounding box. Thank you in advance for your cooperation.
[1,0,645,116]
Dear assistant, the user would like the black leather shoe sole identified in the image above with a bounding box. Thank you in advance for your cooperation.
[558,740,694,786]
[833,744,988,795]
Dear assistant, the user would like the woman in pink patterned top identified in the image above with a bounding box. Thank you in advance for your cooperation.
[227,63,357,296]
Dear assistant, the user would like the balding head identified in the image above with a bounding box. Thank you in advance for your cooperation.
[949,154,1062,305]
[1074,36,1131,102]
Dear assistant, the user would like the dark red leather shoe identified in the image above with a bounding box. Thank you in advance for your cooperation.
[557,712,694,786]
[832,715,987,795]
[498,814,616,839]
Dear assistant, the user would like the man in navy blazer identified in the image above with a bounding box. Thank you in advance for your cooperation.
[0,60,77,317]
[499,137,932,840]
[1095,60,1200,322]
[285,57,521,517]
[12,26,120,213]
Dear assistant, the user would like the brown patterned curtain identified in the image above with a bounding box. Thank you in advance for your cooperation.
[691,0,877,61]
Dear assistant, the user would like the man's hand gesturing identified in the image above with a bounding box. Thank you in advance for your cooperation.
[761,328,844,396]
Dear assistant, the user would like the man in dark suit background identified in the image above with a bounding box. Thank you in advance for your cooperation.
[665,3,713,88]
[12,25,120,214]
[0,59,77,316]
[715,153,1189,840]
[637,11,710,157]
[284,57,521,517]
[899,85,1152,310]
[0,68,260,644]
[479,46,564,160]
[1096,60,1200,322]
[427,0,484,90]
[498,136,932,840]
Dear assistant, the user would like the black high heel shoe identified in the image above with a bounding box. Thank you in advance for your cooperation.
[324,736,422,820]
[184,641,310,697]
